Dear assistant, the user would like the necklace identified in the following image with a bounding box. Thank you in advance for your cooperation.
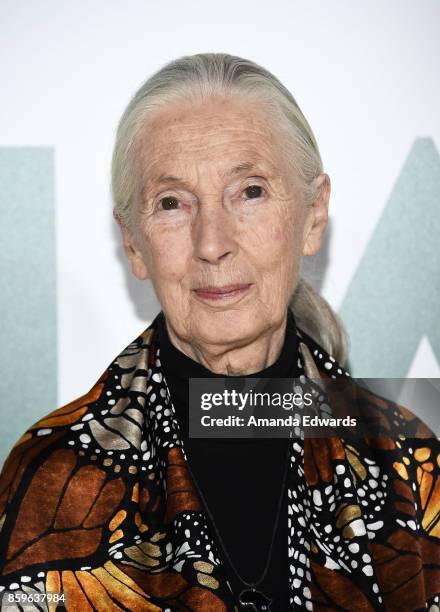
[184,439,291,611]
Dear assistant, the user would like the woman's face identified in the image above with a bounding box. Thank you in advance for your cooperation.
[122,94,328,349]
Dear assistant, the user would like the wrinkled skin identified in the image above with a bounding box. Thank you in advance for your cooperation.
[118,94,330,374]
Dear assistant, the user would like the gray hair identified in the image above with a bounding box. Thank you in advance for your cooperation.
[111,52,348,365]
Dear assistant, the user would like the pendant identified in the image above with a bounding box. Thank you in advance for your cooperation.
[238,587,272,611]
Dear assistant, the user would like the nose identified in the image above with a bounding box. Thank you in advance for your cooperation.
[192,204,237,264]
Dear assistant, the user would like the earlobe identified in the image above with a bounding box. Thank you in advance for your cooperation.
[301,174,330,257]
[131,259,150,281]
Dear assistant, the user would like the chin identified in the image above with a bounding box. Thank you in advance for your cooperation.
[190,307,266,346]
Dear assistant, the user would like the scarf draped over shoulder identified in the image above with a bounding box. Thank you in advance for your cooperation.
[1,313,440,611]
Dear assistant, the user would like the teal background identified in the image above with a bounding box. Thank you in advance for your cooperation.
[341,138,440,377]
[0,148,57,466]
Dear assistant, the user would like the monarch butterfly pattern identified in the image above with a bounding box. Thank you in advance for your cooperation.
[0,313,439,611]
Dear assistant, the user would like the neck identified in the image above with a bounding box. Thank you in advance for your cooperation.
[164,313,288,376]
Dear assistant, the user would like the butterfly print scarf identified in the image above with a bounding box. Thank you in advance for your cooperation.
[1,311,440,610]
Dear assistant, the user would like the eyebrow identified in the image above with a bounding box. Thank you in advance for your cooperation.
[151,162,263,188]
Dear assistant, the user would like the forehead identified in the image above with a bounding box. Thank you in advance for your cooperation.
[137,95,292,183]
[145,94,276,138]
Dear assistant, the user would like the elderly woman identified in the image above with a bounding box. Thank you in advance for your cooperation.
[1,53,440,612]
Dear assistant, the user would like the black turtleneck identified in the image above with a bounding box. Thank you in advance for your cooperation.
[157,309,300,610]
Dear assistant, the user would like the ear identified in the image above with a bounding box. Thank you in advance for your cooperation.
[114,209,150,280]
[301,174,330,257]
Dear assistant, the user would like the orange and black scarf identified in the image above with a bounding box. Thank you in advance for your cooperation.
[1,312,440,610]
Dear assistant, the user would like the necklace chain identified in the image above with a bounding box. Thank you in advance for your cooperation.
[183,439,291,590]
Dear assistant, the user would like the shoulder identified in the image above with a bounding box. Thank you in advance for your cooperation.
[297,323,436,440]
[0,323,160,574]
[1,323,159,457]
[297,328,440,552]
[301,326,440,542]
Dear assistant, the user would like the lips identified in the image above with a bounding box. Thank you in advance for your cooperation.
[193,283,252,301]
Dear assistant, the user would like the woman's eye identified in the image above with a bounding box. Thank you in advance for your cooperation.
[159,196,179,211]
[244,185,264,199]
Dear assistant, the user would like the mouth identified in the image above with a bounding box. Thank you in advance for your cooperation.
[193,283,253,302]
